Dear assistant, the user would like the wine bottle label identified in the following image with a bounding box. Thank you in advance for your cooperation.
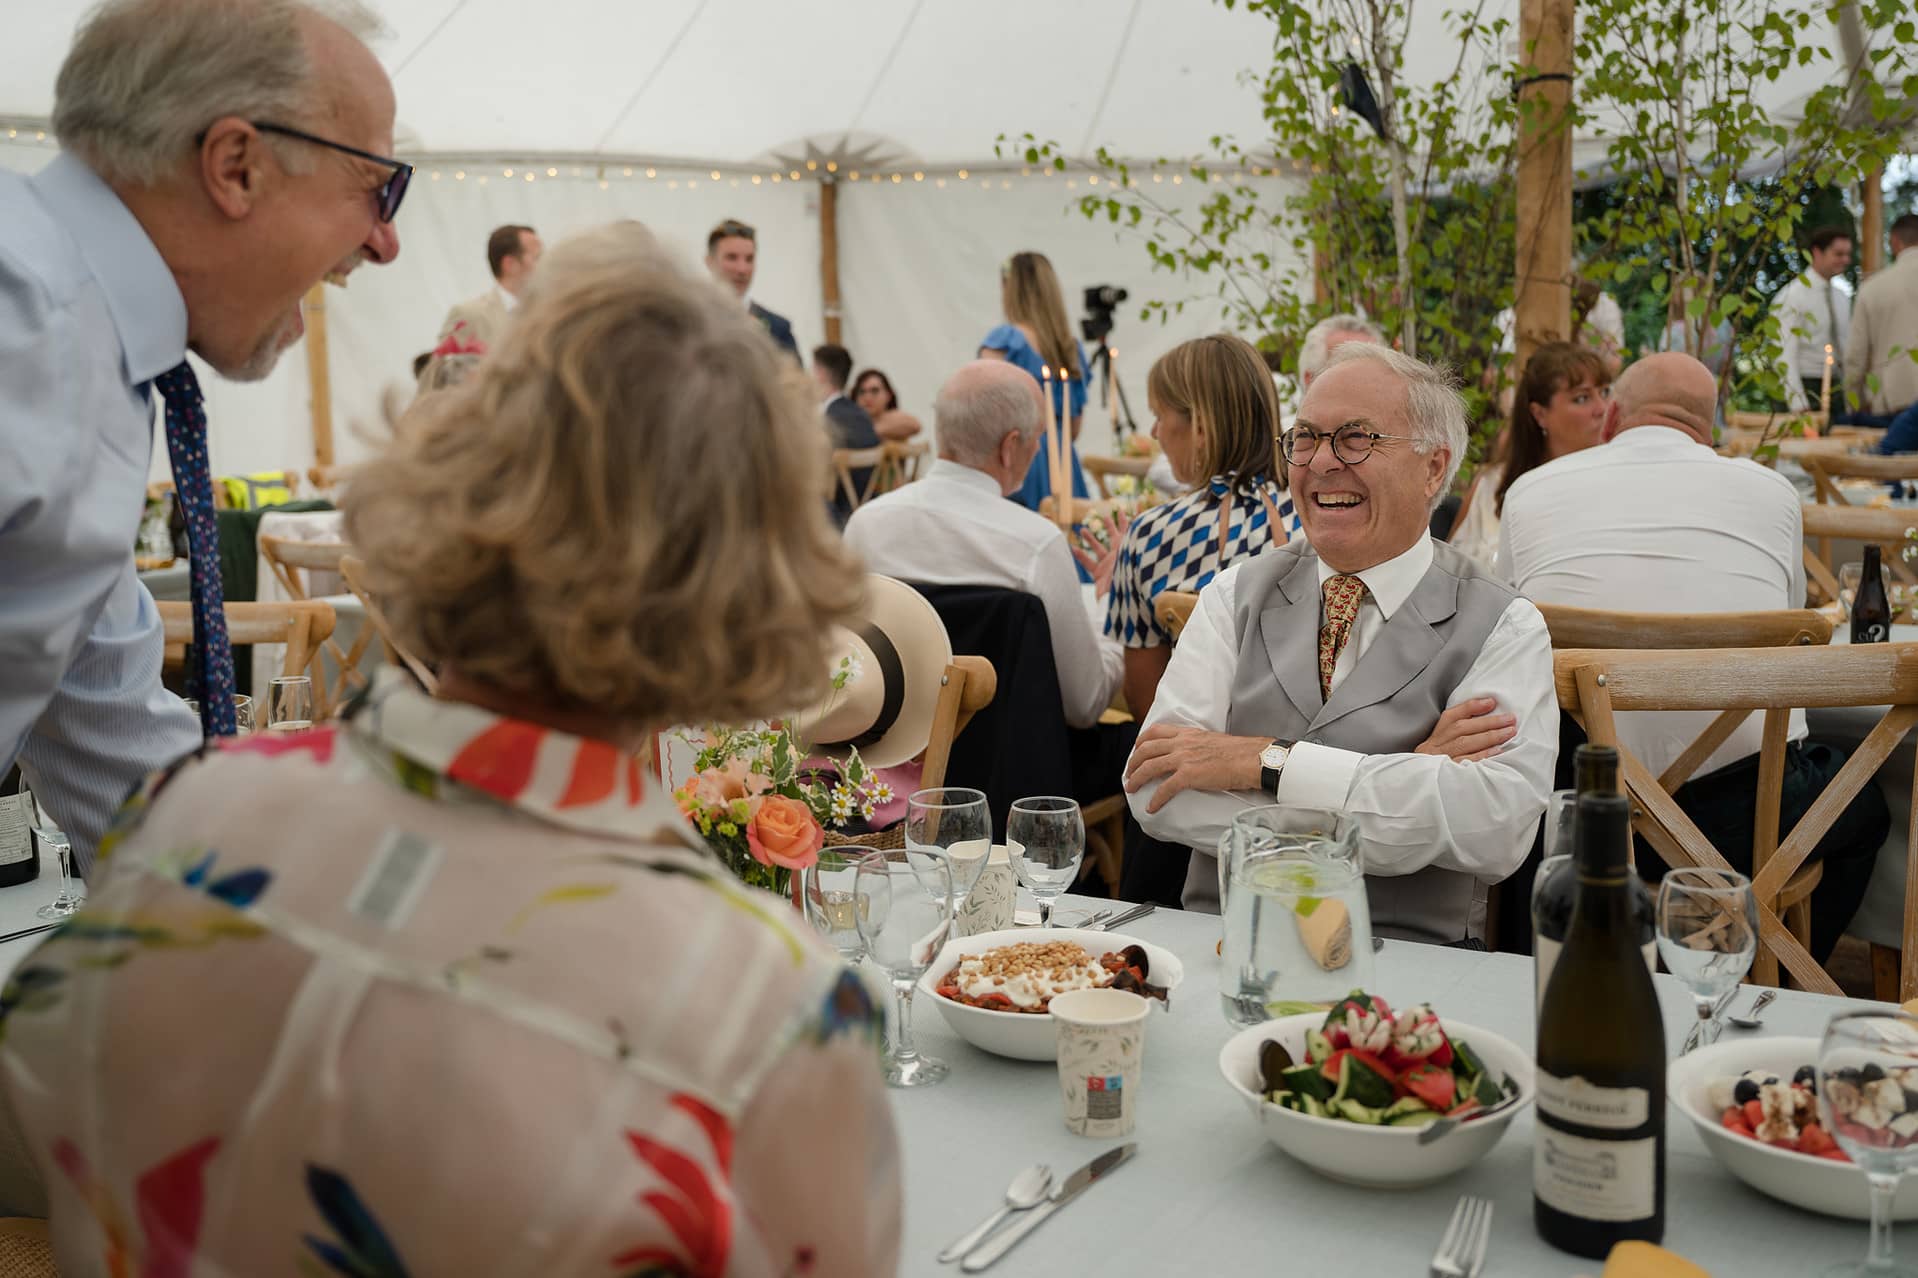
[1538,1071,1651,1128]
[0,795,31,866]
[1534,1129,1658,1222]
[1533,940,1659,1012]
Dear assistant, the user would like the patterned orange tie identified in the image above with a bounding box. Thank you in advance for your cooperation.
[1319,574,1368,700]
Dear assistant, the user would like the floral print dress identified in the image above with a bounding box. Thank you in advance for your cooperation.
[0,671,900,1277]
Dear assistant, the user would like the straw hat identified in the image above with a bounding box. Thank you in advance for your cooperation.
[795,575,952,768]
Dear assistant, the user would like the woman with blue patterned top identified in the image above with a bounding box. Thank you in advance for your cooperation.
[1106,334,1303,718]
[979,251,1094,522]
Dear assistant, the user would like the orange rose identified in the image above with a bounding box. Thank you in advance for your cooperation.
[747,795,824,871]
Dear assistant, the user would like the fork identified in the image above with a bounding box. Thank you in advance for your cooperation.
[1429,1195,1494,1278]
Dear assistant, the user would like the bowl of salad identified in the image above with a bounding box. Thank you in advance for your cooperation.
[1217,992,1534,1188]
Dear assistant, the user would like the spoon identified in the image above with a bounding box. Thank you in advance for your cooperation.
[1727,988,1777,1031]
[938,1164,1052,1263]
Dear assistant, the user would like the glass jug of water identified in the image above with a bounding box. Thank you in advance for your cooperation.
[1219,804,1372,1025]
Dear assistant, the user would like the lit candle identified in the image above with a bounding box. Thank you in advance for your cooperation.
[1041,366,1060,521]
[1108,347,1121,436]
[1820,344,1834,424]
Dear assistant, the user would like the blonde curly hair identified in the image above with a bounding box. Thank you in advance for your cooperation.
[344,222,865,727]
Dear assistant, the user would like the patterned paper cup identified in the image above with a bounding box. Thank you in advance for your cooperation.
[1051,988,1150,1138]
[956,845,1015,935]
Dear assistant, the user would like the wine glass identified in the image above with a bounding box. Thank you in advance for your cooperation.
[1531,788,1578,909]
[1816,1010,1918,1277]
[1008,797,1084,928]
[854,848,954,1088]
[904,788,991,922]
[1656,867,1757,1052]
[268,676,315,731]
[802,847,868,963]
[22,782,83,920]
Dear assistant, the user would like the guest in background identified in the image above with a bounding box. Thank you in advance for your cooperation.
[1770,224,1854,415]
[852,368,923,442]
[707,217,800,362]
[980,251,1094,518]
[1286,313,1385,412]
[1848,214,1918,423]
[1501,352,1884,960]
[0,0,403,873]
[0,223,899,1275]
[814,344,881,524]
[437,224,539,349]
[1449,341,1611,574]
[1573,275,1627,374]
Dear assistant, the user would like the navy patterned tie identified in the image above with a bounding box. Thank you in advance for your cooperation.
[154,362,237,737]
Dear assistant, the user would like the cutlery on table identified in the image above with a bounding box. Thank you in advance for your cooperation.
[1078,908,1116,931]
[936,1163,1050,1264]
[1681,986,1740,1053]
[1415,1089,1522,1146]
[1090,903,1156,933]
[1428,1194,1494,1278]
[1727,988,1776,1030]
[958,1144,1136,1272]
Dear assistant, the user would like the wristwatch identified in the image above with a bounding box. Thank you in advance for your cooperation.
[1259,739,1296,794]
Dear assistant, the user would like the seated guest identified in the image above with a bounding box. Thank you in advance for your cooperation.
[844,360,1123,732]
[1288,314,1385,409]
[815,343,882,523]
[980,251,1094,522]
[1449,341,1611,574]
[853,367,924,442]
[0,224,899,1275]
[1125,344,1557,943]
[436,223,540,348]
[1501,351,1886,960]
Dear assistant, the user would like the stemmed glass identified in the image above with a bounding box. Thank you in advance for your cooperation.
[802,847,869,963]
[905,788,991,923]
[268,676,315,731]
[1817,1010,1918,1277]
[1530,788,1578,910]
[854,848,955,1088]
[22,782,83,920]
[1655,867,1757,1052]
[1008,797,1085,928]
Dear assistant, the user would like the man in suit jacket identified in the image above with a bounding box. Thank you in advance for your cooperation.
[708,218,800,362]
[1125,344,1556,943]
[814,344,879,524]
[1847,214,1918,417]
[435,224,541,350]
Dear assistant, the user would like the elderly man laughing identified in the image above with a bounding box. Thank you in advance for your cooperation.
[1124,345,1556,944]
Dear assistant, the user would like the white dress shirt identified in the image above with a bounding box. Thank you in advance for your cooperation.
[0,154,200,874]
[1499,424,1807,779]
[843,460,1123,728]
[494,282,518,313]
[1771,269,1851,407]
[1134,534,1558,885]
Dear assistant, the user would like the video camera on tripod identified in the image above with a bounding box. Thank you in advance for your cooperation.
[1081,285,1135,433]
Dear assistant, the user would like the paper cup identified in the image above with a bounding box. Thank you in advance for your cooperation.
[1051,988,1149,1138]
[957,844,1015,935]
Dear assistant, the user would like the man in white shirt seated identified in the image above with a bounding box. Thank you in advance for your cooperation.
[1501,352,1886,960]
[1124,344,1557,944]
[844,361,1123,730]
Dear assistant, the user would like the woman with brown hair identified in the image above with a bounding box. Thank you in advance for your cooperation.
[1451,340,1612,574]
[981,250,1095,515]
[0,224,900,1275]
[851,367,923,441]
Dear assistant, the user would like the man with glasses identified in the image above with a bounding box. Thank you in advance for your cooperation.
[706,219,800,362]
[0,0,403,877]
[1123,343,1556,944]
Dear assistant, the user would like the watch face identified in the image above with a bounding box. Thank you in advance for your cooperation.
[1261,744,1288,770]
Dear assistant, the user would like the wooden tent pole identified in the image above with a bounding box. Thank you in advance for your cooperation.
[819,176,843,347]
[1513,0,1575,373]
[301,284,334,468]
[1861,164,1886,277]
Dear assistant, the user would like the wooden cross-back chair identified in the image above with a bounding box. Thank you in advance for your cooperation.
[258,536,373,716]
[1800,503,1918,605]
[307,463,359,495]
[1155,590,1199,643]
[157,600,335,703]
[337,554,438,694]
[1537,603,1832,651]
[831,446,889,513]
[1081,453,1154,499]
[1803,451,1918,507]
[877,440,930,491]
[1554,642,1918,997]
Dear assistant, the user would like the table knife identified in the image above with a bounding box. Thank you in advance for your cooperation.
[1091,903,1156,933]
[959,1143,1136,1272]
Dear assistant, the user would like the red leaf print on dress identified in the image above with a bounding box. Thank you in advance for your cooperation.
[612,1095,734,1278]
[446,721,547,803]
[53,1134,221,1278]
[217,724,337,764]
[557,740,620,809]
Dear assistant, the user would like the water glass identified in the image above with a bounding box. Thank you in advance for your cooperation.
[1656,867,1757,1052]
[1220,804,1371,1024]
[905,788,991,921]
[1816,1010,1918,1276]
[801,847,869,963]
[232,695,254,735]
[1531,787,1578,913]
[22,783,83,920]
[268,676,315,731]
[854,849,955,1088]
[1007,797,1084,928]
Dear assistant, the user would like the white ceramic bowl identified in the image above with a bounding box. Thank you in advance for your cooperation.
[1668,1035,1918,1221]
[916,927,1184,1061]
[1218,1013,1534,1189]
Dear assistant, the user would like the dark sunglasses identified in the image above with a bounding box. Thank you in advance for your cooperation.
[196,121,412,222]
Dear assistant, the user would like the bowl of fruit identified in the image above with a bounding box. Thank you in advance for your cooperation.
[1668,1035,1918,1220]
[1217,991,1533,1188]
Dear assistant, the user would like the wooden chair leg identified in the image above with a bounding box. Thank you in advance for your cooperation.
[1873,943,1905,1004]
[1784,898,1813,989]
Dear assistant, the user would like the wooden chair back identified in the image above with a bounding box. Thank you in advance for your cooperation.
[1803,451,1918,507]
[1554,643,1918,996]
[307,463,359,494]
[258,535,373,714]
[831,446,889,512]
[918,655,997,791]
[157,600,335,699]
[338,554,438,693]
[878,440,930,489]
[1080,453,1154,499]
[1155,591,1199,643]
[1725,409,1830,435]
[1537,603,1832,650]
[1801,502,1918,604]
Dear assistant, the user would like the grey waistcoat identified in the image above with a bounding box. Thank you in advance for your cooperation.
[1187,537,1522,945]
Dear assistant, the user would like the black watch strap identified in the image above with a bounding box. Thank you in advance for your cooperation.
[1261,738,1297,795]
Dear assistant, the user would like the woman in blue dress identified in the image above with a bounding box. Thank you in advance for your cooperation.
[979,251,1093,514]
